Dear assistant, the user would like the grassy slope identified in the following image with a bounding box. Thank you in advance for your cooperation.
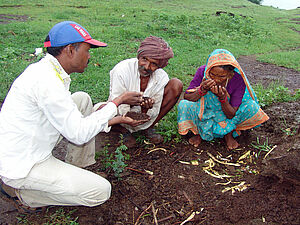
[0,0,299,103]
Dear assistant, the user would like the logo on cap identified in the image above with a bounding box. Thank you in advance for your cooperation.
[70,24,91,40]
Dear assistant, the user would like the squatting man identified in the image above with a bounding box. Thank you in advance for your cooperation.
[0,21,148,210]
[103,36,183,147]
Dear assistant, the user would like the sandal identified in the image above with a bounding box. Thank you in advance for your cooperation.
[121,132,136,148]
[144,127,164,144]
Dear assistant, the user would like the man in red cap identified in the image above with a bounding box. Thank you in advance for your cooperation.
[108,36,183,147]
[0,21,145,211]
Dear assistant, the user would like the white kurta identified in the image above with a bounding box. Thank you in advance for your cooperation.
[108,58,169,132]
[0,54,117,179]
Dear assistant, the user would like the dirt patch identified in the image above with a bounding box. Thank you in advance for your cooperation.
[0,55,300,224]
[0,5,23,8]
[238,55,300,92]
[0,14,28,24]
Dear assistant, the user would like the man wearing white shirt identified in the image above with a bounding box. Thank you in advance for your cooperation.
[108,36,183,147]
[0,21,145,210]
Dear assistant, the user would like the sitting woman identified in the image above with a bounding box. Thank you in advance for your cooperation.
[177,49,269,149]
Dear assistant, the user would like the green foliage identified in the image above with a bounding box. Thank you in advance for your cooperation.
[257,49,300,71]
[251,137,272,158]
[17,208,78,225]
[0,0,299,103]
[97,135,130,178]
[280,117,297,136]
[156,108,182,143]
[254,82,300,107]
[112,144,129,178]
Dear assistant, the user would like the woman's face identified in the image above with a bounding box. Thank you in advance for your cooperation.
[208,66,234,85]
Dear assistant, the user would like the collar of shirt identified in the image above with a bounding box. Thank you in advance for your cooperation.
[44,53,71,90]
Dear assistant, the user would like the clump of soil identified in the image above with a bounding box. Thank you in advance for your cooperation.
[125,111,150,121]
[142,96,150,101]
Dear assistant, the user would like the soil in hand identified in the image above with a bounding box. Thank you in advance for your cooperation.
[125,111,150,121]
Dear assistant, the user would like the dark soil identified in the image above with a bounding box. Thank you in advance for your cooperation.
[0,14,28,24]
[0,55,299,224]
[125,111,151,121]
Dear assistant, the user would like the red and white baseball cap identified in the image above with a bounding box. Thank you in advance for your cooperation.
[44,21,107,48]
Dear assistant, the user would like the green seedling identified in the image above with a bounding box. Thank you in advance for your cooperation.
[251,137,273,158]
[280,117,297,136]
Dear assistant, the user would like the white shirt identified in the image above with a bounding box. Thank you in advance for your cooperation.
[0,54,117,179]
[108,58,169,132]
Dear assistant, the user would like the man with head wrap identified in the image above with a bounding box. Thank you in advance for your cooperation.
[108,36,183,147]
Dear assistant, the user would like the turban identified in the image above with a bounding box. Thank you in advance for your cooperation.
[137,36,174,68]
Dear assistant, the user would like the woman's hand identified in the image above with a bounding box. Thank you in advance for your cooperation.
[210,85,228,100]
[199,78,216,92]
[184,78,216,101]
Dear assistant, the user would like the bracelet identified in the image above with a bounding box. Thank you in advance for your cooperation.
[219,97,227,103]
[111,100,119,107]
[198,88,206,96]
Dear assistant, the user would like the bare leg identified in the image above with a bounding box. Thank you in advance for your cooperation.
[151,78,183,126]
[224,132,239,150]
[188,134,202,147]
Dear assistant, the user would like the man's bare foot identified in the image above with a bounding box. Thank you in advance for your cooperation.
[188,135,202,147]
[224,132,239,150]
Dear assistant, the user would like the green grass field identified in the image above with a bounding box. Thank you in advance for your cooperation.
[1,0,299,138]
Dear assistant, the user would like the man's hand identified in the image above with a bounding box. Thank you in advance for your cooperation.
[113,91,143,106]
[121,115,150,127]
[108,115,150,127]
[140,97,155,109]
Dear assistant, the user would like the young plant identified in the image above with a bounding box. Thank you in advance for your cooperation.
[280,117,297,136]
[156,109,182,143]
[111,143,129,178]
[251,137,272,158]
[97,135,129,178]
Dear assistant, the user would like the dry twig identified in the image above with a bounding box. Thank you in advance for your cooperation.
[134,203,152,225]
[151,201,158,225]
[263,145,277,159]
[148,148,168,154]
[182,191,193,206]
[207,152,240,166]
[126,167,148,175]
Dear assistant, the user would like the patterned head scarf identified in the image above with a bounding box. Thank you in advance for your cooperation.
[204,49,256,100]
[137,36,174,68]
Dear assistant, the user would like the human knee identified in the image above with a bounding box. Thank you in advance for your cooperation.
[170,78,183,95]
[72,91,93,116]
[165,78,183,99]
[80,178,112,207]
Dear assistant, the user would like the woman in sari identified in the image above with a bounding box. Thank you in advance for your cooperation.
[177,49,269,149]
